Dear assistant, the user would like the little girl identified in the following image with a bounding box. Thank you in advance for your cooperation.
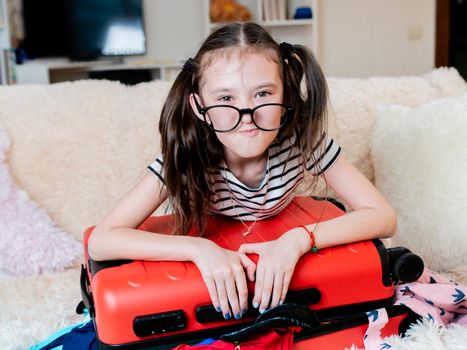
[88,22,396,322]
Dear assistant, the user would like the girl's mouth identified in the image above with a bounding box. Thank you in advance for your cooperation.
[239,128,260,136]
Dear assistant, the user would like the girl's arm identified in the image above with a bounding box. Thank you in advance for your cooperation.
[88,172,255,320]
[239,155,397,312]
[88,172,170,262]
[301,155,397,248]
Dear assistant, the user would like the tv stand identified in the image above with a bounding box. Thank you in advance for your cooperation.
[16,58,182,84]
[69,55,101,62]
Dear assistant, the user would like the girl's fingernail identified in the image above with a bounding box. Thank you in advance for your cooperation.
[224,313,231,320]
[242,308,247,315]
[235,313,242,319]
[259,308,266,314]
[253,302,259,309]
[279,299,284,305]
[216,306,221,312]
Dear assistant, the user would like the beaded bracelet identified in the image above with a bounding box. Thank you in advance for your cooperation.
[300,225,319,253]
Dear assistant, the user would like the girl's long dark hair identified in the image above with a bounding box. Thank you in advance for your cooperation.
[159,22,328,235]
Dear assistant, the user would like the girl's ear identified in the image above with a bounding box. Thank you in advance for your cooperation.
[189,93,205,122]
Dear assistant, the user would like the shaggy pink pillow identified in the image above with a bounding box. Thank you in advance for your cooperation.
[0,128,81,276]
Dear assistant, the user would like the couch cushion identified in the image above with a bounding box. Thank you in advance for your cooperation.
[326,67,466,181]
[371,92,467,273]
[298,67,467,198]
[0,80,170,240]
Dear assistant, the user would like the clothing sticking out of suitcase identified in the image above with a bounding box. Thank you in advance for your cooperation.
[80,196,424,349]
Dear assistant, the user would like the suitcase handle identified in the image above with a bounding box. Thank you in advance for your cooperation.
[80,264,95,318]
[196,287,321,324]
[220,303,319,342]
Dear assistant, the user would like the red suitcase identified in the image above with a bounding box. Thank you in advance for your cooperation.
[292,305,418,349]
[212,303,418,350]
[80,196,423,349]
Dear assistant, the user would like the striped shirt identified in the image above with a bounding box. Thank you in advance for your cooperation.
[148,135,341,221]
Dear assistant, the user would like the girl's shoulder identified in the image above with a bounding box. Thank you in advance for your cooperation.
[270,133,341,175]
[269,133,297,152]
[269,134,299,161]
[148,154,164,168]
[147,154,165,182]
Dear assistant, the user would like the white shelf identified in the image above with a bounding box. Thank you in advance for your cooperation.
[261,19,314,27]
[210,18,313,29]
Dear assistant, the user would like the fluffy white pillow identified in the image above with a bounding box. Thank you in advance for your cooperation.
[0,128,81,276]
[371,92,467,273]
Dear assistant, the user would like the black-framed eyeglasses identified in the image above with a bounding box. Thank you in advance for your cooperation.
[192,94,293,133]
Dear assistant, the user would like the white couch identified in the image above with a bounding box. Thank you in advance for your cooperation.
[0,68,466,348]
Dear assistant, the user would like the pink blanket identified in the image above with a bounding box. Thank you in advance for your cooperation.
[364,269,467,349]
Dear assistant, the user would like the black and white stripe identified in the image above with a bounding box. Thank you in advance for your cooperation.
[147,135,341,221]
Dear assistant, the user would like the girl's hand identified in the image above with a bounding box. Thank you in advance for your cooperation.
[191,238,256,320]
[238,228,309,312]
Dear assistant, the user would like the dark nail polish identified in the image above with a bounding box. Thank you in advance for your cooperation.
[235,313,241,319]
[216,306,221,312]
[224,313,231,320]
[242,308,247,315]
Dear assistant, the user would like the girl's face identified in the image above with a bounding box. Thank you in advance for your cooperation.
[190,50,283,165]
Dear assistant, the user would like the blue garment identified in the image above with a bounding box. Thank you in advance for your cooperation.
[195,338,216,345]
[30,314,98,350]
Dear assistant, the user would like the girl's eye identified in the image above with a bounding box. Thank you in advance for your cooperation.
[218,96,232,102]
[256,91,271,98]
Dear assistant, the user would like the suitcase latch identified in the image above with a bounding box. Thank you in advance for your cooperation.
[133,310,186,337]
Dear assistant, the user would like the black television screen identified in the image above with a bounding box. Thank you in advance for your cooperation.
[22,0,146,60]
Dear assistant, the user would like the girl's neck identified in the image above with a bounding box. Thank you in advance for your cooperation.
[224,152,268,189]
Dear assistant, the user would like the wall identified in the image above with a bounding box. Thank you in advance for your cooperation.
[125,0,206,65]
[319,0,436,78]
[0,0,10,49]
[0,0,11,84]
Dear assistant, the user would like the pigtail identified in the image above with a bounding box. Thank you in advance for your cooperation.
[280,43,329,175]
[159,61,222,235]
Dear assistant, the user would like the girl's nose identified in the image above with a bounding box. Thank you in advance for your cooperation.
[240,111,253,124]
